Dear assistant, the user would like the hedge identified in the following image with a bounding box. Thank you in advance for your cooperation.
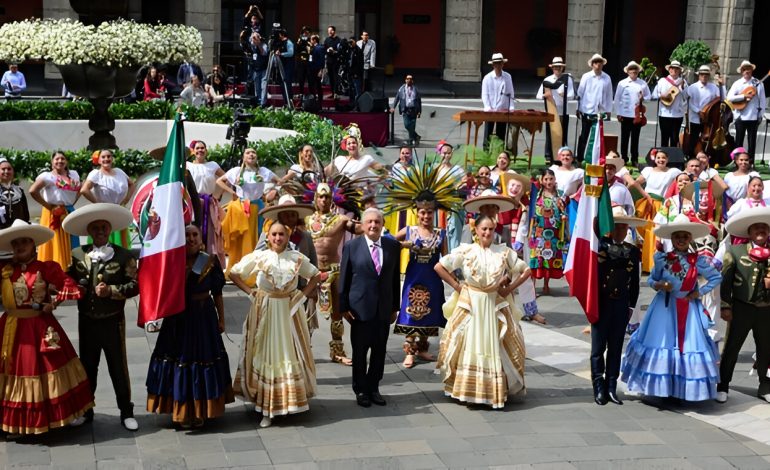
[0,101,344,179]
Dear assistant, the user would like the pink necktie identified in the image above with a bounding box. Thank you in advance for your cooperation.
[371,242,381,275]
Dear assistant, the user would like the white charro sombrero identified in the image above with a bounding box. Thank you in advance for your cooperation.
[260,195,314,221]
[62,203,134,237]
[654,213,711,240]
[611,205,647,227]
[0,219,54,252]
[725,206,770,238]
[464,189,516,213]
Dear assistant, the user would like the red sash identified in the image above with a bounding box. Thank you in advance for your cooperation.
[674,253,699,354]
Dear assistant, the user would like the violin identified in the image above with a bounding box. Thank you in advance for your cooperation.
[633,90,647,126]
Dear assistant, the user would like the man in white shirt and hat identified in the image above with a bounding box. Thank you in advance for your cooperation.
[685,65,725,158]
[614,61,651,166]
[577,53,613,162]
[653,60,688,148]
[727,60,766,162]
[481,53,515,145]
[537,56,575,164]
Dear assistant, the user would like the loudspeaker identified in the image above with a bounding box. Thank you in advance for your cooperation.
[645,146,686,169]
[301,94,320,113]
[357,92,388,113]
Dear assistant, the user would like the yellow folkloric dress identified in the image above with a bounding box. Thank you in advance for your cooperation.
[231,249,319,418]
[437,243,527,408]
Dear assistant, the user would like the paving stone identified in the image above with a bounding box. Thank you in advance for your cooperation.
[221,437,264,453]
[183,452,229,469]
[396,453,447,469]
[7,442,51,466]
[94,445,140,461]
[225,450,271,466]
[266,447,313,464]
[614,430,664,445]
[578,432,623,446]
[506,433,586,449]
[426,437,473,454]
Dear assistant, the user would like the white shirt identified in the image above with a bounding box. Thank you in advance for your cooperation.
[726,196,768,219]
[686,82,723,124]
[36,170,81,206]
[614,77,651,118]
[333,154,376,179]
[548,165,584,197]
[699,168,719,181]
[482,70,515,112]
[224,166,277,201]
[641,167,682,197]
[577,70,613,115]
[536,74,575,113]
[1,70,26,96]
[609,179,635,216]
[364,235,383,273]
[724,171,761,201]
[727,76,766,121]
[652,75,687,117]
[86,168,130,204]
[186,161,222,195]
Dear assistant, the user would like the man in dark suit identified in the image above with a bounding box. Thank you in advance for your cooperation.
[339,208,401,407]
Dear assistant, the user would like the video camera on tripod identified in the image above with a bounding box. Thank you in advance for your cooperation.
[267,23,285,52]
[226,108,252,146]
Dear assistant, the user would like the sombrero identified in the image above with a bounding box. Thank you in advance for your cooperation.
[623,61,641,73]
[611,204,646,227]
[500,172,531,195]
[62,203,134,237]
[678,180,725,201]
[737,60,756,73]
[725,206,770,238]
[149,146,193,161]
[260,195,314,221]
[604,157,625,170]
[587,53,607,67]
[654,213,711,239]
[464,189,516,213]
[0,219,54,252]
[665,60,683,71]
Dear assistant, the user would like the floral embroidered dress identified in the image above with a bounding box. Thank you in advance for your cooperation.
[621,251,722,401]
[0,259,93,434]
[437,243,527,408]
[528,191,568,279]
[231,249,318,418]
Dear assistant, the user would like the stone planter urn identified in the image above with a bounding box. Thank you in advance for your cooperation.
[58,63,140,150]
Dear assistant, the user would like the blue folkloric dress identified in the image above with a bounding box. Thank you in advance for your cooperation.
[394,227,447,339]
[621,251,722,401]
[146,255,235,423]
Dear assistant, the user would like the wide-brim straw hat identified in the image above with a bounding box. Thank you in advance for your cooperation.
[623,61,641,73]
[737,60,756,73]
[587,53,607,67]
[654,213,710,239]
[611,205,647,227]
[464,190,516,213]
[260,195,314,221]
[0,219,54,252]
[63,203,134,237]
[149,146,193,161]
[665,60,683,71]
[549,56,566,68]
[678,180,725,201]
[604,157,625,170]
[697,65,712,75]
[725,206,770,238]
[488,52,508,64]
[500,172,532,195]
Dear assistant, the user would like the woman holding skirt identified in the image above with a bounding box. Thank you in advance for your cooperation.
[230,222,320,428]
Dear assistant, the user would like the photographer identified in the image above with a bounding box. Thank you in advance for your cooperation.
[246,32,269,105]
[271,28,294,105]
[323,26,341,98]
[242,4,263,35]
[295,26,312,99]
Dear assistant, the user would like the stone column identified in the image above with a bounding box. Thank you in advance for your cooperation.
[685,0,754,82]
[186,0,221,68]
[319,0,355,40]
[443,0,483,82]
[565,0,605,77]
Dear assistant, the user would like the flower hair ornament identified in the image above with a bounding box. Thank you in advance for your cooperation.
[339,123,363,151]
[378,154,464,215]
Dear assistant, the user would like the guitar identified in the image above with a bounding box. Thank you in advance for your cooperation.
[731,70,770,111]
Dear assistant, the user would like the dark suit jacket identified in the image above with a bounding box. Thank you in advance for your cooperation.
[339,235,401,322]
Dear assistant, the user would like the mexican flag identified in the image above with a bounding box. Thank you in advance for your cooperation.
[137,114,187,327]
[564,118,613,324]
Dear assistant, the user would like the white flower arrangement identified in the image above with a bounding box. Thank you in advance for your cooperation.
[0,18,202,67]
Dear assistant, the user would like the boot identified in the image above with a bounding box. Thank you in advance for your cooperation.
[607,378,623,405]
[592,377,608,405]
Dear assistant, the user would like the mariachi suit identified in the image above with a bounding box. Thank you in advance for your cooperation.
[591,237,640,402]
[68,244,139,421]
[339,235,401,396]
[719,243,770,396]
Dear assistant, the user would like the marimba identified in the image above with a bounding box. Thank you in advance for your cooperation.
[452,110,553,169]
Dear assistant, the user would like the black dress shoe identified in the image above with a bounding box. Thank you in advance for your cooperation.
[369,392,386,406]
[607,378,623,405]
[592,377,608,406]
[356,393,371,407]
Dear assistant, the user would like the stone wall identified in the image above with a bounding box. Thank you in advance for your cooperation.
[565,0,605,78]
[185,0,221,68]
[443,0,483,82]
[319,0,355,40]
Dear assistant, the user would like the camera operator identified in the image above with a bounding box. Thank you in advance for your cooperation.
[324,26,341,99]
[246,32,269,106]
[271,28,294,106]
[242,4,263,36]
[295,26,313,99]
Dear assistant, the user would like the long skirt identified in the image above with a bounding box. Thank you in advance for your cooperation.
[38,205,79,270]
[146,297,235,423]
[223,199,262,276]
[0,311,94,434]
[635,197,662,273]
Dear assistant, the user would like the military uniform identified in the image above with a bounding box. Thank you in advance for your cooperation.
[591,237,640,403]
[719,243,770,397]
[68,243,139,422]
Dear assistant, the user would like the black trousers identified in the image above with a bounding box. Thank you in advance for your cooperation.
[79,312,133,418]
[619,117,643,163]
[718,300,770,395]
[295,60,310,97]
[659,116,683,148]
[351,317,390,395]
[687,123,705,158]
[544,114,569,164]
[590,298,631,380]
[484,121,507,147]
[308,68,322,101]
[326,61,339,95]
[734,119,760,161]
[577,115,595,162]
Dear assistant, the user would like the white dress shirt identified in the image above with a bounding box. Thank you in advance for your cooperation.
[482,70,515,112]
[536,74,575,113]
[652,75,687,118]
[364,235,383,273]
[609,179,635,216]
[577,70,613,115]
[727,76,766,121]
[686,82,723,124]
[614,77,651,118]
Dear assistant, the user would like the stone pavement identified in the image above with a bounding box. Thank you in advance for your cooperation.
[4,274,770,469]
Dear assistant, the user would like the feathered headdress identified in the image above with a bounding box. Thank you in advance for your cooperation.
[290,171,365,216]
[379,155,463,214]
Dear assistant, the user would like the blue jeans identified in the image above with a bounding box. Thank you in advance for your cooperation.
[402,111,418,141]
[252,69,267,105]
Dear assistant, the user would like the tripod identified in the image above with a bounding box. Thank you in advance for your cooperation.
[265,52,293,109]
